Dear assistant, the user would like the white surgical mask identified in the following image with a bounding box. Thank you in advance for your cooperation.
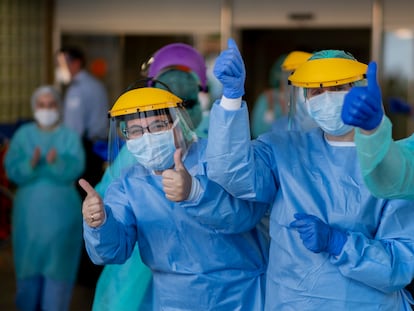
[126,129,176,171]
[34,109,60,128]
[306,91,353,136]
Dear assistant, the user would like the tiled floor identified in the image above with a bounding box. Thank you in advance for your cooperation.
[0,239,96,311]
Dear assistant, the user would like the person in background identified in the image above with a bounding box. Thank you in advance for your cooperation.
[57,46,109,188]
[250,54,287,138]
[57,46,110,288]
[272,50,318,132]
[4,85,85,311]
[147,42,210,137]
[91,42,210,311]
[342,62,414,200]
[206,39,414,310]
[80,86,268,310]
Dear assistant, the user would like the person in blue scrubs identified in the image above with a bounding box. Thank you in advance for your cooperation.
[91,43,211,311]
[4,85,85,311]
[342,61,414,200]
[206,39,414,310]
[80,86,268,310]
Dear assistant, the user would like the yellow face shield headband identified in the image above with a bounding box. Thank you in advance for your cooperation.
[109,87,183,118]
[288,58,368,88]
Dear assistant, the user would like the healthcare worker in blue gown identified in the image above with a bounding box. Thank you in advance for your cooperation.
[80,86,268,310]
[342,62,414,200]
[91,43,211,311]
[4,85,85,311]
[206,39,414,310]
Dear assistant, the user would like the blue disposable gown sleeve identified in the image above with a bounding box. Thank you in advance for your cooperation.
[180,175,269,234]
[83,179,137,265]
[354,116,414,200]
[206,100,276,204]
[331,199,414,293]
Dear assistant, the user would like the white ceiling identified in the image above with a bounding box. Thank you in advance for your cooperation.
[56,0,414,35]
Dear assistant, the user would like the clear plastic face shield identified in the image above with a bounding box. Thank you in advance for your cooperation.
[289,79,367,133]
[280,70,291,108]
[287,56,368,132]
[108,87,197,178]
[287,81,319,131]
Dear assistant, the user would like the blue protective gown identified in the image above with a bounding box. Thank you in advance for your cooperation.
[83,138,269,311]
[4,122,85,282]
[354,116,414,200]
[92,146,152,311]
[206,102,414,311]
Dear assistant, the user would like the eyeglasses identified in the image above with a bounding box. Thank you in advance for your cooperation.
[122,119,171,139]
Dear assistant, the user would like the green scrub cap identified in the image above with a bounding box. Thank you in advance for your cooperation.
[153,69,202,128]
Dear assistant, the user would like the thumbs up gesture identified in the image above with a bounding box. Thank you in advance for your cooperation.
[341,61,384,131]
[213,38,246,99]
[79,178,105,228]
[162,149,192,202]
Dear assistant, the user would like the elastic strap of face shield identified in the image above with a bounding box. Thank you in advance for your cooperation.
[124,78,173,93]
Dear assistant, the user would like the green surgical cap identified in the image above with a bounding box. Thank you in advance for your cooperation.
[155,69,202,128]
[309,50,356,61]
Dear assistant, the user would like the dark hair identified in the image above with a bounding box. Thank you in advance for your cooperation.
[59,47,86,68]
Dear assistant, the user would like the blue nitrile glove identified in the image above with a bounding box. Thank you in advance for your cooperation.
[290,213,347,256]
[213,38,246,99]
[341,61,383,130]
[389,97,412,115]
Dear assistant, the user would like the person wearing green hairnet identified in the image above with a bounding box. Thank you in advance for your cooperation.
[207,39,414,310]
[91,43,210,311]
[4,85,85,311]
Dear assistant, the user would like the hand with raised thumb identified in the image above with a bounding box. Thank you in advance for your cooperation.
[341,61,384,131]
[79,178,105,228]
[162,149,192,202]
[213,38,246,99]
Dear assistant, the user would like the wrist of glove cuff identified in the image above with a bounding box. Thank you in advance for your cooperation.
[222,88,244,99]
[327,228,347,256]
